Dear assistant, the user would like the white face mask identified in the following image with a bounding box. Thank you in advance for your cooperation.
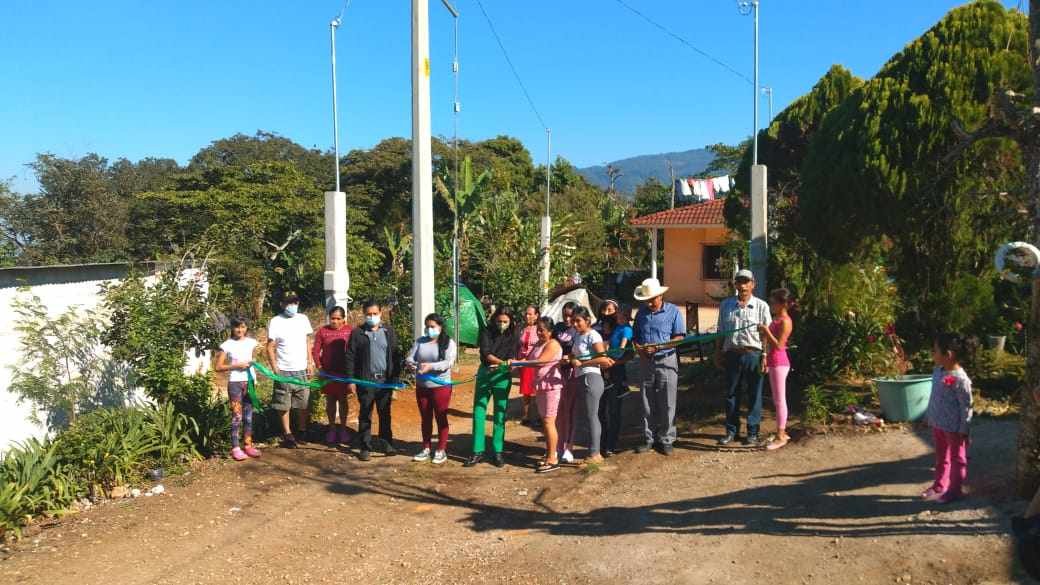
[365,314,381,327]
[426,326,441,338]
[284,304,299,316]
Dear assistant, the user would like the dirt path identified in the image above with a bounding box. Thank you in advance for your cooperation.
[0,371,1034,585]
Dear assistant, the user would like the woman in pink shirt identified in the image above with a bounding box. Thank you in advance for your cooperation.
[512,317,564,473]
[517,305,541,427]
[758,289,793,450]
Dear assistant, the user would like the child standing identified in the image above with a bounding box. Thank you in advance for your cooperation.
[758,288,794,451]
[312,306,353,445]
[216,318,261,461]
[923,333,974,504]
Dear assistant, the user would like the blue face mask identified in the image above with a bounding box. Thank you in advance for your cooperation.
[426,327,441,338]
[284,304,299,316]
[365,314,381,327]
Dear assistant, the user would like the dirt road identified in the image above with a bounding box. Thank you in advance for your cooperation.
[0,372,1033,585]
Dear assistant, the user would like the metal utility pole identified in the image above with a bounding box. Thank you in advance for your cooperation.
[324,15,350,315]
[738,0,760,164]
[442,0,461,350]
[412,0,435,338]
[740,0,767,296]
[538,128,552,305]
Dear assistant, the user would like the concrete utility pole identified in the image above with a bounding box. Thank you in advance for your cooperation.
[667,159,676,209]
[538,128,552,305]
[324,15,350,314]
[740,0,767,295]
[412,0,435,337]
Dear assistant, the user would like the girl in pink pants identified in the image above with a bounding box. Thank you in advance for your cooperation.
[923,333,974,504]
[759,288,794,451]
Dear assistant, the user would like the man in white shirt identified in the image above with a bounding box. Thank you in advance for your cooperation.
[266,292,315,448]
[714,270,772,446]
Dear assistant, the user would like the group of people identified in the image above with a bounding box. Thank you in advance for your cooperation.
[213,269,804,471]
[213,270,981,509]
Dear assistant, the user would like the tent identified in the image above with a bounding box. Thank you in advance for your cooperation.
[438,284,486,346]
[541,284,603,325]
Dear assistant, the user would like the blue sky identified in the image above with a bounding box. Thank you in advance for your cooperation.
[0,1,1019,193]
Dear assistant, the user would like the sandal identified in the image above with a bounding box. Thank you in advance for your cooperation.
[766,436,789,451]
[536,462,560,474]
[921,487,945,501]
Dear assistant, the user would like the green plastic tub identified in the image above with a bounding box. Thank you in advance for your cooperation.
[874,375,932,422]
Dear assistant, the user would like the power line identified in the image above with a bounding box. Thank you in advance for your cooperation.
[472,0,548,130]
[613,0,754,86]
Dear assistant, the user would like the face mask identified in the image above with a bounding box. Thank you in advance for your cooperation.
[426,326,440,338]
[365,315,381,327]
[497,322,509,333]
[284,304,298,316]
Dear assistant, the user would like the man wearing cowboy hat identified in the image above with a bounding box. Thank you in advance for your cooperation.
[632,277,685,455]
[714,269,772,446]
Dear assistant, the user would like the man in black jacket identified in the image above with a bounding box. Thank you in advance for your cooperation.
[344,300,402,461]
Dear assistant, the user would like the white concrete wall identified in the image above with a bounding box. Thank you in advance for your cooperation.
[0,269,209,451]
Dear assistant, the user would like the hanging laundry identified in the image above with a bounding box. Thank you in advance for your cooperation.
[705,178,716,200]
[679,179,692,197]
[713,175,731,194]
[692,179,706,199]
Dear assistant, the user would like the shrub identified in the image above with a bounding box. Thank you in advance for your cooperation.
[0,439,77,538]
[53,408,159,496]
[167,374,230,456]
[793,263,907,383]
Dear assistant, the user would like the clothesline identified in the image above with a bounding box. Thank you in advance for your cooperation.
[676,174,732,201]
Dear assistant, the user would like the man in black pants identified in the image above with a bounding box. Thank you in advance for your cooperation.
[344,300,402,461]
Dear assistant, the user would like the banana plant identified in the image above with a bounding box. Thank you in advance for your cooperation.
[434,156,490,276]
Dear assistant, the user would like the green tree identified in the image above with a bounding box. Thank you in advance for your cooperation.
[8,292,120,428]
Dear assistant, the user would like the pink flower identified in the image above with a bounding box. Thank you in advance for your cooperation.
[884,324,896,336]
[942,375,956,387]
[1014,322,1024,332]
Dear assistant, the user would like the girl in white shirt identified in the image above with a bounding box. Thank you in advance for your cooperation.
[216,318,262,462]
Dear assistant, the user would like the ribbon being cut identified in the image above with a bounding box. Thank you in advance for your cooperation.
[247,361,407,412]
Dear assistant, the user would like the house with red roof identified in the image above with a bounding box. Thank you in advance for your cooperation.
[630,198,732,332]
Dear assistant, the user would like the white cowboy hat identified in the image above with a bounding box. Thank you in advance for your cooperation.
[633,278,669,301]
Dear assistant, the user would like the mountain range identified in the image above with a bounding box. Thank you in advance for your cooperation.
[577,148,715,195]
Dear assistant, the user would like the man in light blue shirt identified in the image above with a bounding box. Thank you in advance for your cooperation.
[632,278,686,455]
[714,270,772,446]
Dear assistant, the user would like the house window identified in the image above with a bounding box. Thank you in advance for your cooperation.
[702,245,726,280]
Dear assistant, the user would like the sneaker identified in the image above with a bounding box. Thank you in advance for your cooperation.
[655,444,674,456]
[717,433,737,446]
[634,443,652,454]
[491,452,505,468]
[743,434,760,447]
[243,445,261,458]
[463,453,484,467]
[561,450,575,464]
[432,450,448,465]
[383,442,398,457]
[325,428,338,445]
[279,435,298,449]
[357,449,371,462]
[230,447,248,461]
[413,448,432,462]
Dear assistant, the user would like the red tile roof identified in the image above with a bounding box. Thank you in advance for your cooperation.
[630,199,726,228]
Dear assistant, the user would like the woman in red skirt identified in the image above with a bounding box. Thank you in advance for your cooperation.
[517,305,541,427]
[311,306,354,444]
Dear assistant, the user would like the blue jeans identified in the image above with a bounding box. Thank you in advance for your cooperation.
[724,350,764,436]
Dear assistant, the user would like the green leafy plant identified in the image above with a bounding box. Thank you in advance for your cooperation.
[54,408,159,496]
[101,266,221,402]
[802,385,830,425]
[8,290,127,429]
[0,438,77,538]
[144,402,200,468]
